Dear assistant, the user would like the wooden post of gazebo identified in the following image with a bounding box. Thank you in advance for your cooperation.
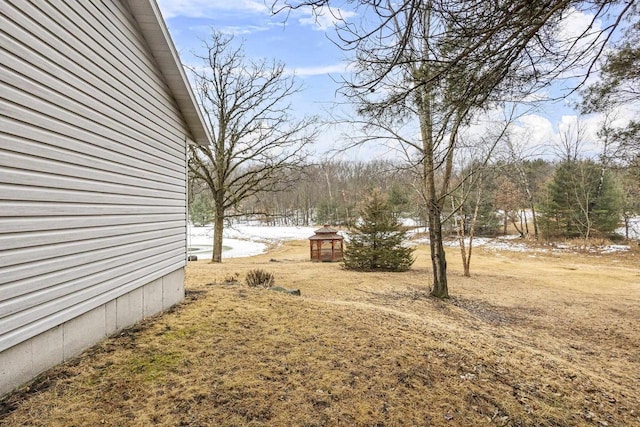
[308,225,344,262]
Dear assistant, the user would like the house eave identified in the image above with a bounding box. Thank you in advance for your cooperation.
[126,0,211,146]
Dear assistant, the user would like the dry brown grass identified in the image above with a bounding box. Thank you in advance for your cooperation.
[2,240,639,426]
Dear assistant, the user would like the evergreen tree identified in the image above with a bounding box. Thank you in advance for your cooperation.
[620,163,640,240]
[539,160,623,239]
[582,11,640,160]
[189,193,213,226]
[387,183,411,218]
[343,189,415,272]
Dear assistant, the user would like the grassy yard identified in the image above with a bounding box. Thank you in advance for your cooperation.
[1,240,639,426]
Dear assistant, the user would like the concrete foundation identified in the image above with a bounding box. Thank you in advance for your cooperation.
[0,268,184,398]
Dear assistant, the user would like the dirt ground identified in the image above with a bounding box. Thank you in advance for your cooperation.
[1,240,639,426]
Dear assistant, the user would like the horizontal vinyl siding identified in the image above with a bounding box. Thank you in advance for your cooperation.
[2,1,185,158]
[0,0,190,352]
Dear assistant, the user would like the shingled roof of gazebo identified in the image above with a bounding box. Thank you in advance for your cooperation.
[308,225,342,240]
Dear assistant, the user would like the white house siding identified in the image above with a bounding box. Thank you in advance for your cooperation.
[0,0,196,395]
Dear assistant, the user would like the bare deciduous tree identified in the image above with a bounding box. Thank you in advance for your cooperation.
[450,169,484,278]
[498,132,549,239]
[188,31,318,262]
[445,117,513,277]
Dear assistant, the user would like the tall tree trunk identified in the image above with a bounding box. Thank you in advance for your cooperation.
[453,183,481,278]
[212,204,224,263]
[624,215,629,240]
[419,87,448,298]
[428,207,448,297]
[464,188,482,278]
[531,205,539,239]
[413,57,449,298]
[518,165,538,239]
[503,212,508,235]
[453,201,469,277]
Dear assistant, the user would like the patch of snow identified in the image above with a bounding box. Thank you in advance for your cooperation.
[187,222,635,260]
[225,224,318,241]
[441,236,531,252]
[497,234,522,240]
[413,233,633,255]
[616,216,640,241]
[187,224,318,259]
[196,238,267,260]
[598,245,630,254]
[486,240,530,252]
[401,217,419,227]
[444,238,490,247]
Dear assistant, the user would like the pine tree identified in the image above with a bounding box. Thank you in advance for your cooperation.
[189,193,213,227]
[343,189,415,272]
[539,160,623,239]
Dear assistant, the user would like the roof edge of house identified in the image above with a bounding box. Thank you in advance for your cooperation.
[126,0,212,146]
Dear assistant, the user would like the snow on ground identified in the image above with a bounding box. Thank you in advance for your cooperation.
[405,233,633,255]
[617,217,640,241]
[188,224,318,260]
[401,218,423,228]
[412,235,531,252]
[189,220,638,260]
[224,224,319,241]
[600,245,631,254]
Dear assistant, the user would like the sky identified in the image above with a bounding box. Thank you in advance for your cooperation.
[156,0,637,162]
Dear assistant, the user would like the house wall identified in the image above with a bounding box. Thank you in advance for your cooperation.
[0,269,184,397]
[0,0,192,396]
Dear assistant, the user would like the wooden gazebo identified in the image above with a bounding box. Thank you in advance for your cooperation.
[309,225,344,262]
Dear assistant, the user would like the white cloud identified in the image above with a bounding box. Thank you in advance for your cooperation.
[496,113,558,161]
[157,0,268,19]
[187,23,276,36]
[515,114,557,146]
[556,113,626,157]
[297,6,356,31]
[552,7,606,84]
[216,25,272,35]
[510,107,637,160]
[286,62,353,77]
[557,8,603,44]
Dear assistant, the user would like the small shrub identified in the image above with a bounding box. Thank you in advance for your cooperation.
[246,269,275,288]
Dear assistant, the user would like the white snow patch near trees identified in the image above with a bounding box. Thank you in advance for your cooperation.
[188,224,318,260]
[617,217,640,241]
[187,220,638,260]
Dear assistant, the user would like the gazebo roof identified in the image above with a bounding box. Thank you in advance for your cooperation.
[308,225,343,240]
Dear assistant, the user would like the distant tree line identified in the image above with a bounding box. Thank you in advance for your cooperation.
[190,159,419,227]
[189,155,638,241]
